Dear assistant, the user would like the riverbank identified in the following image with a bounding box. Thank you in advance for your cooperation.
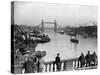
[64,25,97,38]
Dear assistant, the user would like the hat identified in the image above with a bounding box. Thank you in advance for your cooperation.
[57,53,60,55]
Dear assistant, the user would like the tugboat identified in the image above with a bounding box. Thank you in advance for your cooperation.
[39,35,51,43]
[57,30,65,34]
[29,31,51,43]
[58,30,64,34]
[70,38,79,43]
[70,28,79,44]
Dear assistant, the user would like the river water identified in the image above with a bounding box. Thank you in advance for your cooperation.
[36,29,97,62]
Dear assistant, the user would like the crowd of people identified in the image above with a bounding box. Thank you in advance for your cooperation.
[78,51,97,68]
[22,55,45,73]
[20,51,97,73]
[21,53,61,73]
[54,51,98,71]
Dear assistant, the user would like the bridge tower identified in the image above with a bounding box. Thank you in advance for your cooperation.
[41,19,57,33]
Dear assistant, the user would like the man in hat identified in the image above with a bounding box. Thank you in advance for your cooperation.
[55,53,61,71]
[78,53,85,68]
[91,52,97,66]
[22,56,38,73]
[22,58,33,73]
[37,56,44,72]
[85,51,92,67]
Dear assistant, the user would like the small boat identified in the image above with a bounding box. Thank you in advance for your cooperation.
[39,36,51,43]
[70,38,79,43]
[67,32,76,36]
[58,30,64,34]
[59,31,64,34]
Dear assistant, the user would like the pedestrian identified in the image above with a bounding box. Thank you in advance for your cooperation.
[55,53,61,71]
[31,56,38,73]
[22,58,34,73]
[91,52,97,66]
[78,53,85,68]
[85,51,92,67]
[37,57,44,72]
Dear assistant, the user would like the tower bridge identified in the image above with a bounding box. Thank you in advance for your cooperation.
[36,19,63,33]
[41,19,57,32]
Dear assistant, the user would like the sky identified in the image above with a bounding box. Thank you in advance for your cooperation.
[14,1,98,27]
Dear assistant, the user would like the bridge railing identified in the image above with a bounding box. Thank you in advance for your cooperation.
[13,56,79,73]
[43,58,79,72]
